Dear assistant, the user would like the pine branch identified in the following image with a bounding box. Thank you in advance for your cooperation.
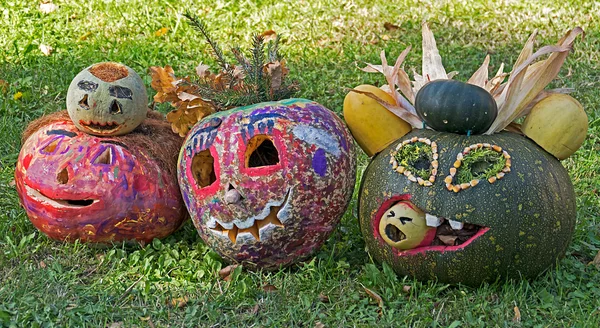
[251,35,266,87]
[183,11,230,70]
[267,35,281,62]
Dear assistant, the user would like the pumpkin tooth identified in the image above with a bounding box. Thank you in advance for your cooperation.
[449,220,464,230]
[426,214,443,227]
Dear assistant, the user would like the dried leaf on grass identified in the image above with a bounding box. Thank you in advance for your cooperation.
[314,322,326,328]
[513,305,521,323]
[219,264,240,280]
[362,284,384,310]
[318,293,330,303]
[262,284,278,292]
[168,296,189,308]
[39,44,53,56]
[384,22,400,31]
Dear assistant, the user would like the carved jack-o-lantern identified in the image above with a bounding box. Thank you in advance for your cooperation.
[178,99,356,269]
[15,111,186,243]
[66,62,148,136]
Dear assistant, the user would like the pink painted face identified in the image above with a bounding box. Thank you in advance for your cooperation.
[15,119,186,243]
[178,99,356,269]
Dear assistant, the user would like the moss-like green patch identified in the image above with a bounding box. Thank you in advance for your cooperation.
[394,142,432,180]
[456,148,506,184]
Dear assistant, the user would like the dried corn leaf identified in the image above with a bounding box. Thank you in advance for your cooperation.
[486,27,583,134]
[421,22,447,83]
[468,55,490,88]
[349,88,421,127]
[486,63,507,95]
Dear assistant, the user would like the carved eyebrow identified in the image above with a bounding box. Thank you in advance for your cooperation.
[77,80,98,92]
[109,85,133,99]
[399,217,413,225]
[46,129,77,137]
[100,140,129,149]
[248,113,286,124]
[387,210,396,218]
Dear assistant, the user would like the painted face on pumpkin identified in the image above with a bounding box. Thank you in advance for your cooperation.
[15,119,185,243]
[359,130,576,285]
[178,99,356,269]
[66,62,148,136]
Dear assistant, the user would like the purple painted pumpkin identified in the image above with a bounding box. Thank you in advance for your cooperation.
[178,99,356,269]
[15,111,187,243]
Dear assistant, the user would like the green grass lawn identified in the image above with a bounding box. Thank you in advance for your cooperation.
[1,0,600,326]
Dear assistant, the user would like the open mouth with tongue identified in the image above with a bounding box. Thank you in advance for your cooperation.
[374,196,488,255]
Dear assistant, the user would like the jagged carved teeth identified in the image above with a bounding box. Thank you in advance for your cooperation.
[425,214,465,230]
[80,120,121,132]
[206,188,292,243]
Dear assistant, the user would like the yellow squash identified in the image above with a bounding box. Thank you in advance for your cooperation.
[343,85,412,156]
[522,94,588,160]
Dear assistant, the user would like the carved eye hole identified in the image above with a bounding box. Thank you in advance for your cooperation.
[245,135,279,168]
[390,137,438,186]
[110,100,122,114]
[94,147,113,165]
[192,149,217,188]
[445,143,512,193]
[79,94,90,110]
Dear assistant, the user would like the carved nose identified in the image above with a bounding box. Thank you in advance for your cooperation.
[224,189,241,204]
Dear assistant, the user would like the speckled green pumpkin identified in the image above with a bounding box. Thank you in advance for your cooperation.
[359,129,576,286]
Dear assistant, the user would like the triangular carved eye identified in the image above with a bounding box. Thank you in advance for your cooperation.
[94,147,113,165]
[79,94,90,109]
[390,137,438,186]
[444,143,512,193]
[110,100,122,114]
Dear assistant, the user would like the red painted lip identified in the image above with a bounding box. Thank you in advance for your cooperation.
[372,194,489,257]
[393,228,489,257]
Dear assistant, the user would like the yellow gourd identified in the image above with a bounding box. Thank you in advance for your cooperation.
[343,85,412,156]
[521,94,588,160]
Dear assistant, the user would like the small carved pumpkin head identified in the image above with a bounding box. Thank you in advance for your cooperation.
[66,62,148,136]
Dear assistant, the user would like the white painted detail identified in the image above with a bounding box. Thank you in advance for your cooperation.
[292,124,341,157]
[425,213,443,227]
[449,219,464,230]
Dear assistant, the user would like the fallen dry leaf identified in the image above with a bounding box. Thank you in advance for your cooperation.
[168,296,189,308]
[513,305,521,323]
[39,261,47,268]
[402,285,412,294]
[108,322,123,328]
[384,22,400,31]
[39,44,53,56]
[0,80,8,94]
[318,293,330,303]
[250,304,260,315]
[39,1,58,14]
[262,284,278,292]
[65,304,77,310]
[314,322,325,328]
[261,29,277,42]
[362,284,384,310]
[9,179,15,187]
[219,264,240,280]
[196,63,211,78]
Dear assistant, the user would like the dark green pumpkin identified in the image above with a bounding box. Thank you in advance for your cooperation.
[415,80,498,135]
[358,129,576,286]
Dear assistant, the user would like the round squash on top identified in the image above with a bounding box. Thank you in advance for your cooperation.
[415,79,497,135]
[343,85,412,156]
[521,93,588,160]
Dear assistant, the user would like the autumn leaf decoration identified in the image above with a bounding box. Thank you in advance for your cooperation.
[149,13,299,136]
[357,22,583,134]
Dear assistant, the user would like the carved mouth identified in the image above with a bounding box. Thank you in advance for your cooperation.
[79,120,122,134]
[206,188,292,243]
[25,185,97,208]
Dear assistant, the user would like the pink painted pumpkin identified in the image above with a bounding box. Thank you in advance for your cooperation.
[178,99,356,269]
[15,111,187,243]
